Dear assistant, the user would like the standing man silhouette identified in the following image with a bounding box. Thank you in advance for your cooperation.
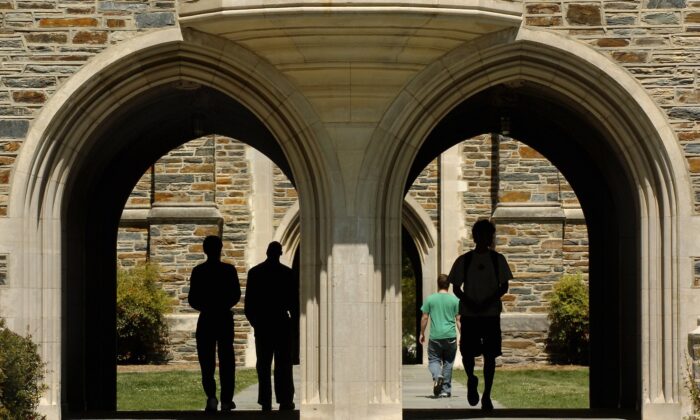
[245,241,298,411]
[188,235,241,412]
[448,219,512,410]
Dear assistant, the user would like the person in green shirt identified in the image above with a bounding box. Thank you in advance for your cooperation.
[419,274,461,398]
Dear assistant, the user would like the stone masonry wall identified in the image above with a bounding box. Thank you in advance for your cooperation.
[214,136,252,363]
[408,158,439,226]
[522,0,700,212]
[118,135,297,364]
[458,135,589,364]
[272,165,296,229]
[460,134,498,251]
[119,133,588,365]
[0,0,177,216]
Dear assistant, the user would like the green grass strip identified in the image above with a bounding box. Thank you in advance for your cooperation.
[117,368,258,411]
[452,367,589,408]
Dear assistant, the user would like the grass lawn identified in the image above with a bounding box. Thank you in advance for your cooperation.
[117,368,258,411]
[452,366,589,408]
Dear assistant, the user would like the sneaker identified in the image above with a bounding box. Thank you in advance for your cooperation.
[261,403,272,411]
[205,397,218,412]
[439,392,451,398]
[467,376,479,407]
[279,402,295,410]
[220,401,235,411]
[433,376,444,397]
[481,395,494,410]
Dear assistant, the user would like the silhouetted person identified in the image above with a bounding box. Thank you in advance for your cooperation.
[245,241,298,411]
[188,235,241,412]
[448,219,512,410]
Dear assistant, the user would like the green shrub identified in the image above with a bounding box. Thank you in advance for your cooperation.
[0,318,47,419]
[685,357,700,420]
[117,263,172,364]
[546,272,589,365]
[401,255,418,364]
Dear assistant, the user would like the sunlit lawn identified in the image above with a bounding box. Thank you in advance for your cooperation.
[452,367,589,408]
[117,368,258,411]
[118,366,587,410]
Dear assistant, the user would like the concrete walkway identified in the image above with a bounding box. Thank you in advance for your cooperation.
[233,365,501,411]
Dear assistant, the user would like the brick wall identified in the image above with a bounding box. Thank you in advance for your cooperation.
[272,165,296,229]
[460,134,498,250]
[408,158,439,226]
[0,0,177,216]
[523,0,700,211]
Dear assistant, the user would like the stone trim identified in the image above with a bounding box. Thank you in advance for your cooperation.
[501,313,549,332]
[119,209,149,227]
[492,204,566,222]
[563,207,585,222]
[492,204,585,222]
[120,206,224,227]
[147,206,223,225]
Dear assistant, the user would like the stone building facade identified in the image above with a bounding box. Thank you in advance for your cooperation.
[121,132,588,366]
[1,0,700,418]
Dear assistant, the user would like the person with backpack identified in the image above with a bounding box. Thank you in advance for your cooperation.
[447,219,512,410]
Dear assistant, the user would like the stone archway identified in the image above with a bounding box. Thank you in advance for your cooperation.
[368,27,693,418]
[7,28,331,416]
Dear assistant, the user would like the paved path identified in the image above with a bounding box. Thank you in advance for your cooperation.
[401,365,503,410]
[233,364,502,411]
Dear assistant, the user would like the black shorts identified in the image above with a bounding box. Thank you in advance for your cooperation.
[460,315,502,358]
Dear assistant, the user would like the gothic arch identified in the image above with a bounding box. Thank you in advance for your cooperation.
[8,27,333,415]
[274,196,438,296]
[369,27,693,417]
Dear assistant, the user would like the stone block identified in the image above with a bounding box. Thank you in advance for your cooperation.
[643,12,679,24]
[567,4,602,25]
[611,51,648,63]
[595,37,630,47]
[135,12,175,28]
[500,191,531,202]
[0,39,23,49]
[527,3,561,14]
[501,313,549,332]
[24,32,67,43]
[678,90,700,104]
[98,1,148,11]
[16,1,54,8]
[3,77,54,88]
[669,106,700,120]
[0,119,29,138]
[38,17,98,27]
[72,31,108,44]
[106,19,126,28]
[525,16,563,26]
[501,173,540,181]
[689,157,700,172]
[509,238,540,246]
[12,91,46,103]
[648,0,686,7]
[606,15,637,25]
[686,12,700,23]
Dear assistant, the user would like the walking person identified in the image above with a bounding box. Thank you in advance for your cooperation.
[245,241,298,411]
[419,274,461,398]
[188,235,242,412]
[448,219,512,410]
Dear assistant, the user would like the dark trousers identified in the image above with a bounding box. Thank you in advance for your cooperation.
[196,313,235,404]
[255,322,294,407]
